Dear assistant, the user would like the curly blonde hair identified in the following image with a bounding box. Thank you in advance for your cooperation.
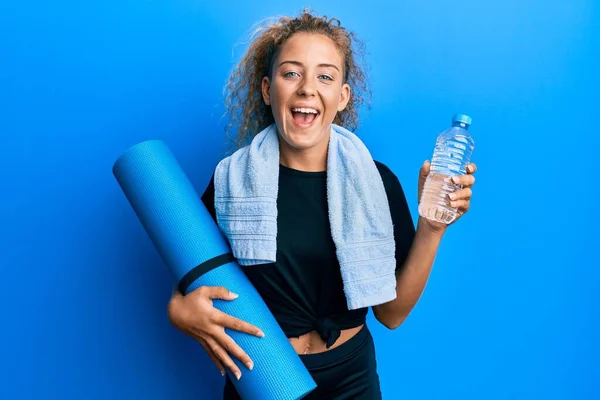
[223,8,371,152]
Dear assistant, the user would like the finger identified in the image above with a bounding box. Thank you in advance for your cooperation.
[213,329,255,371]
[452,174,475,187]
[203,286,239,301]
[467,163,477,174]
[204,336,243,380]
[450,199,470,211]
[448,187,472,201]
[198,337,225,376]
[213,309,265,338]
[420,160,431,178]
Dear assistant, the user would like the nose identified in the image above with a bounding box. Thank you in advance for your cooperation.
[297,77,317,97]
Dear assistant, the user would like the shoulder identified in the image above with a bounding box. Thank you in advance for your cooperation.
[373,160,415,238]
[373,160,411,208]
[201,161,220,199]
[373,160,402,188]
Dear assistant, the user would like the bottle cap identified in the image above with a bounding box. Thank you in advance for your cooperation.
[452,113,472,127]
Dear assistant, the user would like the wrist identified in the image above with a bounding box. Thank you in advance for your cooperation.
[167,295,189,327]
[417,216,447,238]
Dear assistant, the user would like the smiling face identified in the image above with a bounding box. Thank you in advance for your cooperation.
[261,32,351,156]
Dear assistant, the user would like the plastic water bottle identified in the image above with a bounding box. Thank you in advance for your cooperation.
[418,113,475,224]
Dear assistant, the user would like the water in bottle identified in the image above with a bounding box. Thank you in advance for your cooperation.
[418,113,475,224]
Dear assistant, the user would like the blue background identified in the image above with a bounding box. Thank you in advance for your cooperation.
[1,0,598,399]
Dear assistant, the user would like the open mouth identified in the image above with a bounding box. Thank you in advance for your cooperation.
[290,107,320,127]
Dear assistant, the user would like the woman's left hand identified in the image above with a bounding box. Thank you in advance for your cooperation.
[417,160,477,234]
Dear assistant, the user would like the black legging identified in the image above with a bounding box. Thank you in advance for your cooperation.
[223,324,382,400]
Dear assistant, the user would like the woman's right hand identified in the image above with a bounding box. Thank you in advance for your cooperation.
[167,286,265,380]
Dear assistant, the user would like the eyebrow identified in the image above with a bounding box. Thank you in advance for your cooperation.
[279,60,340,72]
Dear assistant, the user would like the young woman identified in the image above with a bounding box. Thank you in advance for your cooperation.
[167,9,477,399]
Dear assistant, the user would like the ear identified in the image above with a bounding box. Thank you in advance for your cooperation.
[337,83,351,112]
[262,76,271,106]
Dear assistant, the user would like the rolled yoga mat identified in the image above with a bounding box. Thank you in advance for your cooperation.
[112,140,316,400]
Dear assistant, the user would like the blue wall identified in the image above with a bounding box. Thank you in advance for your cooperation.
[1,0,598,398]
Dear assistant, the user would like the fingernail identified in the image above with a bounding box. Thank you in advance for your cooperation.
[229,292,238,299]
[451,201,457,207]
[468,165,474,172]
[246,361,254,370]
[257,330,265,338]
[448,193,456,200]
[452,176,459,183]
[221,370,225,376]
[235,371,242,380]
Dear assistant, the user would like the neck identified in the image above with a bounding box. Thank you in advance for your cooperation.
[278,135,329,172]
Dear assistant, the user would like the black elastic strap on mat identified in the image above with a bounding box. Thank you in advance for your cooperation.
[178,253,235,294]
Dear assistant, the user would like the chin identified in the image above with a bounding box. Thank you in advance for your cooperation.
[284,129,318,147]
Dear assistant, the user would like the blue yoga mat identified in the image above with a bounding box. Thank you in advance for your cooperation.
[112,140,316,400]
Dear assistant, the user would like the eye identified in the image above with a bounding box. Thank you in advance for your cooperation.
[319,75,333,81]
[283,71,299,78]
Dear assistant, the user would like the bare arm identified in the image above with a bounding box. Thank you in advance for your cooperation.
[372,217,444,329]
[372,161,477,329]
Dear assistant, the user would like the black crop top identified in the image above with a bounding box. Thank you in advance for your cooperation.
[201,161,416,348]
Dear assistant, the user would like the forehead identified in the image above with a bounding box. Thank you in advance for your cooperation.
[275,33,344,68]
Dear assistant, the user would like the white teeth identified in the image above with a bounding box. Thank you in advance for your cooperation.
[292,107,318,114]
